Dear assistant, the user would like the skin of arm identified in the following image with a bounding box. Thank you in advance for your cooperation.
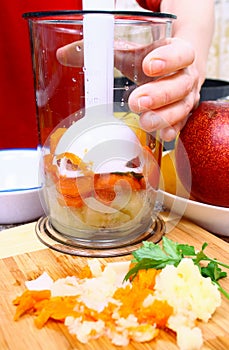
[129,0,215,140]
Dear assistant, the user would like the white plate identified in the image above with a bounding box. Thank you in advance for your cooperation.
[0,149,44,224]
[157,189,229,236]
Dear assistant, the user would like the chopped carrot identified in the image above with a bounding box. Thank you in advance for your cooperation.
[57,193,84,208]
[13,290,51,321]
[138,299,173,328]
[56,175,94,197]
[94,173,143,192]
[34,296,79,328]
[113,281,173,328]
[14,291,80,328]
[12,262,176,347]
[113,284,151,319]
[94,173,145,203]
[55,152,91,173]
[56,176,79,196]
[112,268,172,329]
[57,173,144,199]
[43,154,59,183]
[50,128,67,154]
[56,172,146,207]
[56,152,82,166]
[97,302,117,323]
[94,189,116,203]
[78,265,93,279]
[43,153,54,172]
[139,176,146,189]
[27,295,103,329]
[132,268,161,290]
[143,146,160,189]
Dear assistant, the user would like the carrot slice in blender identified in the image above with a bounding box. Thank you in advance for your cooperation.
[49,127,67,154]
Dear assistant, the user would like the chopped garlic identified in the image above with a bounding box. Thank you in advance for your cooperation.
[25,272,53,290]
[128,324,159,343]
[79,262,130,312]
[87,258,103,277]
[65,316,105,343]
[51,276,82,297]
[108,328,129,346]
[154,258,221,324]
[153,258,221,350]
[177,326,203,350]
[116,314,139,328]
[49,261,130,312]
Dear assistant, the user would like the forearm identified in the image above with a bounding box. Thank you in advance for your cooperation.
[161,0,215,84]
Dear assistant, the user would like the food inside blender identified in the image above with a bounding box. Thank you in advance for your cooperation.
[42,115,160,235]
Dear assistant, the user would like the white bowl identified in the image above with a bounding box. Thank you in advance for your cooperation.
[0,149,44,224]
[158,150,229,236]
[157,190,229,236]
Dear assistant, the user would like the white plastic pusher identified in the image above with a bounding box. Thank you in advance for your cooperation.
[83,12,114,112]
[55,1,143,175]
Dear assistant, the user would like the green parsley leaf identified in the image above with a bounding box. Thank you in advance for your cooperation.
[132,242,168,262]
[176,243,196,256]
[201,261,227,282]
[162,236,182,262]
[124,237,229,300]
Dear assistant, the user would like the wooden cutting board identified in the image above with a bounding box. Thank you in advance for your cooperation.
[0,218,229,350]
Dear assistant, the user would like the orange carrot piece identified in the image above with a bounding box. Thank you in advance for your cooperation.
[94,189,116,204]
[56,172,145,207]
[138,299,173,328]
[50,128,67,154]
[56,175,94,197]
[57,193,84,208]
[94,173,144,204]
[56,152,82,166]
[43,154,59,183]
[13,290,51,321]
[57,173,145,205]
[113,283,173,328]
[113,267,172,328]
[34,296,79,328]
[113,284,150,319]
[78,265,93,279]
[132,268,161,290]
[143,146,160,189]
[139,176,146,189]
[94,173,143,192]
[43,153,54,172]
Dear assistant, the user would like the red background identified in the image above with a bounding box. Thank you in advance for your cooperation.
[0,1,82,149]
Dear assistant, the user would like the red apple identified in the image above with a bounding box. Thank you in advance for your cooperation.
[175,101,229,207]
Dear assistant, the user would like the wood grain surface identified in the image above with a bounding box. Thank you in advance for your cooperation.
[0,218,228,350]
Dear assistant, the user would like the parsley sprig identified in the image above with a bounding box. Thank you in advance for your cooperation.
[124,237,229,299]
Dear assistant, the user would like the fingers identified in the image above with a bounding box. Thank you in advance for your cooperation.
[128,67,200,141]
[128,37,200,141]
[114,41,155,84]
[56,40,84,67]
[139,99,192,141]
[142,37,195,77]
[159,119,187,141]
[56,39,155,84]
[128,68,196,112]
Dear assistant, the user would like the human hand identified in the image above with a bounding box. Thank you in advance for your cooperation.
[128,37,201,141]
[56,37,200,141]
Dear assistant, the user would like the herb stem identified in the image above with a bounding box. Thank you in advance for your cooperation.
[216,283,229,299]
[206,258,229,270]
